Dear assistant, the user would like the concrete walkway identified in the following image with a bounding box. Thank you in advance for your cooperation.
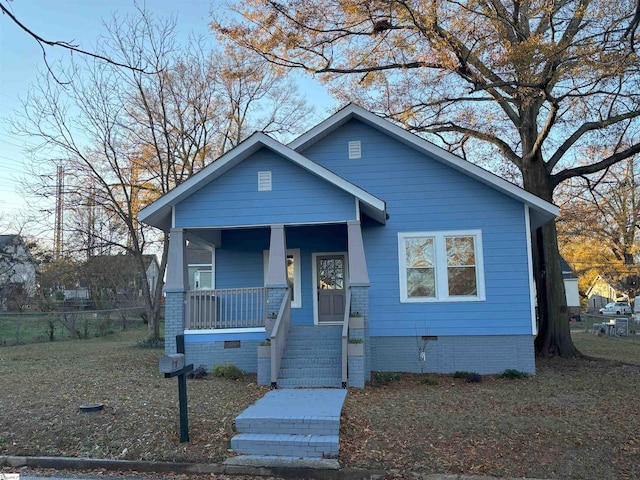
[231,388,348,460]
[237,388,348,422]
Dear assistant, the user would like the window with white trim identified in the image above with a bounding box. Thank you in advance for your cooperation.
[398,230,485,302]
[263,248,301,308]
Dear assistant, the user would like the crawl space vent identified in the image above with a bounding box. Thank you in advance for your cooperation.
[348,141,361,159]
[258,171,272,191]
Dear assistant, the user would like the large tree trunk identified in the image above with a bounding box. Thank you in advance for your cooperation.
[532,221,577,357]
[522,153,578,357]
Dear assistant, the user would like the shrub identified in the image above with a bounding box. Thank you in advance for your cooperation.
[466,372,483,383]
[500,369,528,379]
[453,371,471,379]
[421,374,439,386]
[373,371,401,386]
[212,362,244,380]
[348,338,363,344]
[187,365,208,379]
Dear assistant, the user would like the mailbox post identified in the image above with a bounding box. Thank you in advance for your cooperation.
[159,335,193,443]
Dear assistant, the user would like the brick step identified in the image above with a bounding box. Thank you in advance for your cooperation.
[279,366,341,378]
[277,377,342,388]
[284,337,342,345]
[235,416,339,435]
[231,433,339,459]
[284,344,342,355]
[282,350,342,358]
[287,327,341,337]
[280,357,341,367]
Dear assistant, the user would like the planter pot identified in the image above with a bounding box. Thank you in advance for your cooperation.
[348,342,364,356]
[258,345,271,358]
[349,316,364,329]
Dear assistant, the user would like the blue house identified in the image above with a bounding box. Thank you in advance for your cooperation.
[139,104,558,388]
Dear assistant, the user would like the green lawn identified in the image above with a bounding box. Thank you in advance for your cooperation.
[0,312,146,345]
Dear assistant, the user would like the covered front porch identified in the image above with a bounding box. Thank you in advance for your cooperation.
[163,221,371,388]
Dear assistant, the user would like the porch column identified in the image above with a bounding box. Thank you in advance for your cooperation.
[266,224,288,287]
[347,221,369,286]
[266,225,288,334]
[164,228,188,354]
[348,220,371,381]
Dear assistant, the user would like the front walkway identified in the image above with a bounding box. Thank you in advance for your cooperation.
[230,389,348,461]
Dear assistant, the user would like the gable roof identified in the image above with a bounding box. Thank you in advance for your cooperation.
[289,104,558,228]
[560,257,578,280]
[0,235,19,248]
[139,131,387,231]
[140,105,558,232]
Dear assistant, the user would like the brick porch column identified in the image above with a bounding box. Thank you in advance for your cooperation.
[164,228,188,354]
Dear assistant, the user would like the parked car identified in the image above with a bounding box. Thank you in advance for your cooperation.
[599,302,632,315]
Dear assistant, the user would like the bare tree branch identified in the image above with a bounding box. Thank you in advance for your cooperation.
[0,0,161,83]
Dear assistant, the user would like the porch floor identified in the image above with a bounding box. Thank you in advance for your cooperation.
[230,388,348,460]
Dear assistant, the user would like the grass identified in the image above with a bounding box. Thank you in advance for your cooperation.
[0,327,266,463]
[0,312,143,345]
[1,327,639,479]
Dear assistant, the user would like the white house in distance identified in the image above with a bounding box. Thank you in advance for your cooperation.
[561,258,580,321]
[0,235,37,310]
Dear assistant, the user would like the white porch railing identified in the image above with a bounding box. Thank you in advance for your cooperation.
[185,287,266,330]
[270,288,292,388]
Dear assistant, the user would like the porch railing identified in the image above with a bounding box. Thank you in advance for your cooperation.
[270,288,292,388]
[185,287,266,330]
[341,289,352,388]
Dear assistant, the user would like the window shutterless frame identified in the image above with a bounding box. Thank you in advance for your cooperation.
[398,230,486,302]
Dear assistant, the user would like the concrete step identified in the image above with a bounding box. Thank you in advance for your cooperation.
[235,415,339,435]
[230,433,339,458]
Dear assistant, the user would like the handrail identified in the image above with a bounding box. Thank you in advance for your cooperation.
[341,289,352,388]
[269,288,292,388]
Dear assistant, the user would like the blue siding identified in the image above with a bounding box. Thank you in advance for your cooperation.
[174,148,357,228]
[299,119,534,338]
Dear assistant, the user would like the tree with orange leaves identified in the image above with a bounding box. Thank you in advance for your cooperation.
[215,0,640,356]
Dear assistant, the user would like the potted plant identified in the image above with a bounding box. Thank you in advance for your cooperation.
[258,339,271,358]
[348,311,364,328]
[348,337,364,356]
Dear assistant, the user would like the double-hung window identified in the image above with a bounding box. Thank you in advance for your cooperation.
[398,230,485,302]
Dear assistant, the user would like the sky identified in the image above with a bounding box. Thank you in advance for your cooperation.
[0,0,336,239]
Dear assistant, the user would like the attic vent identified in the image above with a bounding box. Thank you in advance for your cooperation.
[258,171,272,191]
[348,141,361,159]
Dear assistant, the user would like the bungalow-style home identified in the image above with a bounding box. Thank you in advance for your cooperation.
[0,234,37,311]
[140,104,558,388]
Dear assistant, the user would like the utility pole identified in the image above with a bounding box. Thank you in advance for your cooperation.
[54,165,64,259]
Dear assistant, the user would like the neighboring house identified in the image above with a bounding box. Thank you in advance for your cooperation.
[585,275,626,313]
[140,104,558,388]
[0,235,37,311]
[561,258,580,321]
[187,244,214,290]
